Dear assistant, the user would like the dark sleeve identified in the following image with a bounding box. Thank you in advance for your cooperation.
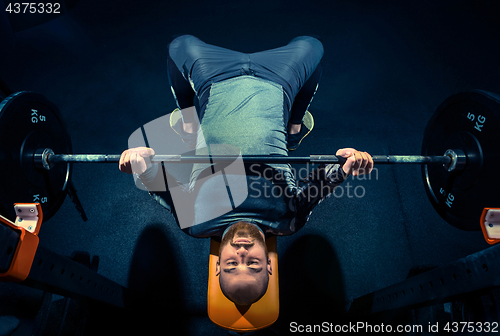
[137,162,168,192]
[137,162,194,226]
[292,163,347,227]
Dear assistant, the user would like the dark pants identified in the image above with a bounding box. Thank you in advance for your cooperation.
[167,35,323,125]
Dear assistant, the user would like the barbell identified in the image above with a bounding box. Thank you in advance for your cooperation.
[35,149,457,166]
[0,90,499,230]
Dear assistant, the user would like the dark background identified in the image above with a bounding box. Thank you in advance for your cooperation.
[0,0,499,334]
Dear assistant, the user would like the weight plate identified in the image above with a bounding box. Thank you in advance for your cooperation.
[422,90,500,231]
[0,91,72,222]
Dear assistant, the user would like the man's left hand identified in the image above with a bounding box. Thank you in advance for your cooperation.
[336,148,374,177]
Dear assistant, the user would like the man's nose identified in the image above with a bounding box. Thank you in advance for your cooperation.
[236,246,248,256]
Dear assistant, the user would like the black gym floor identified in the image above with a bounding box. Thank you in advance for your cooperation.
[0,0,499,335]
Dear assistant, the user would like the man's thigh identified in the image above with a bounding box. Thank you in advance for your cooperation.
[250,36,324,101]
[168,35,247,97]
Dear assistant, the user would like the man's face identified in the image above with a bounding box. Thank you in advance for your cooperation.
[216,222,272,305]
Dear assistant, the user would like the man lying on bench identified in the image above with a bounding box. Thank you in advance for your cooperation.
[118,35,373,306]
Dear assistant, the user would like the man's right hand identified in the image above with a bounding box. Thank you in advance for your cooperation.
[336,148,374,177]
[119,147,155,175]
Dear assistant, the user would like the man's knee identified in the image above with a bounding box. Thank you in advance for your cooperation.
[286,36,324,71]
[168,35,207,75]
[290,35,322,46]
[169,34,195,50]
[168,35,203,60]
[289,36,324,60]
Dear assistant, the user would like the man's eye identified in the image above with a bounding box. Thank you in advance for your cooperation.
[227,261,238,266]
[248,261,259,265]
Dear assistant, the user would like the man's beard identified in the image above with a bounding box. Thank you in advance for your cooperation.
[219,221,268,257]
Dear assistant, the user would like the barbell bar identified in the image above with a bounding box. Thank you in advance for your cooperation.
[34,147,460,168]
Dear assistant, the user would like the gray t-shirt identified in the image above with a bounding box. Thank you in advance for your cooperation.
[141,75,316,238]
[186,76,297,236]
[190,75,295,190]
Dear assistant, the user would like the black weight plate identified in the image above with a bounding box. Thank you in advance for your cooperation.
[0,91,72,222]
[422,90,500,231]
